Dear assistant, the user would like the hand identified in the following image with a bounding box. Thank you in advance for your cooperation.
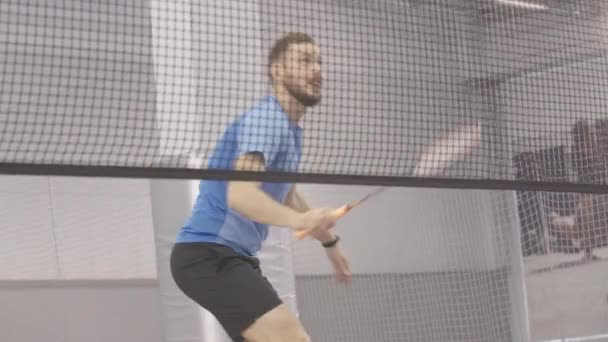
[290,207,338,234]
[325,246,352,284]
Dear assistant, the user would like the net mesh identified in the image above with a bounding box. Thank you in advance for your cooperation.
[1,0,607,191]
[292,187,522,342]
[2,1,608,342]
[2,176,607,341]
[291,185,608,342]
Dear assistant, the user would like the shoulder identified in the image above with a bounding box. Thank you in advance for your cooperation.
[238,96,291,131]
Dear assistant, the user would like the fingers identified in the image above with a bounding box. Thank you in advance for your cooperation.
[293,206,343,240]
[335,258,352,284]
[293,229,310,240]
[326,248,352,284]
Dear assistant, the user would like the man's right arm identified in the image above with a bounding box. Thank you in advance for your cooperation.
[227,153,335,231]
[227,153,300,228]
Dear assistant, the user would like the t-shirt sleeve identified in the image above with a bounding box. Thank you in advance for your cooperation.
[236,111,286,166]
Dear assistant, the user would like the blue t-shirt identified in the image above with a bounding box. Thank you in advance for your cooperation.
[175,96,303,256]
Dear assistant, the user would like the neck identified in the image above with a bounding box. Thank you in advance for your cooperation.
[272,84,305,123]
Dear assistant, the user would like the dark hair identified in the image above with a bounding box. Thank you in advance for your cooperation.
[268,32,315,81]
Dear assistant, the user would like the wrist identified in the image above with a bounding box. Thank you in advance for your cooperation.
[316,230,336,243]
[322,235,340,248]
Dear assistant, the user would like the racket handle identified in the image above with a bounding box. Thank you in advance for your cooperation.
[293,205,349,240]
[293,229,310,240]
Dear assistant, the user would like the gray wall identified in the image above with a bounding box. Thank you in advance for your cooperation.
[187,0,266,162]
[1,2,525,342]
[0,0,157,167]
[489,9,608,152]
[149,176,205,342]
[291,185,524,342]
[3,1,606,342]
[296,271,511,342]
[0,175,161,342]
[0,281,162,342]
[498,54,608,152]
[481,7,607,78]
[0,176,157,280]
[486,7,608,342]
[292,186,511,274]
[0,2,162,338]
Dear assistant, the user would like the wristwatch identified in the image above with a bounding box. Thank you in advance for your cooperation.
[322,235,340,248]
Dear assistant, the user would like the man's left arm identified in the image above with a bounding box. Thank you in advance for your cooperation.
[285,186,336,243]
[285,186,352,283]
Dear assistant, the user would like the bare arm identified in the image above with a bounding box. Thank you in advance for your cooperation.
[285,186,337,243]
[227,153,303,229]
[287,187,348,283]
[284,186,308,213]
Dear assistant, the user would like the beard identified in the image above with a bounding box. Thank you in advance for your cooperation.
[284,80,321,107]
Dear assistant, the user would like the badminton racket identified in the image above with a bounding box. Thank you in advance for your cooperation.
[412,122,481,177]
[293,187,387,240]
[293,122,481,240]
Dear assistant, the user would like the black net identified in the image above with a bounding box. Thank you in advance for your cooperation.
[1,0,608,192]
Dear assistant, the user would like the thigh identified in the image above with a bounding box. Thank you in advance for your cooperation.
[241,303,309,342]
[170,242,283,341]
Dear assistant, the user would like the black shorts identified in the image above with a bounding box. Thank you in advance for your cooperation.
[170,242,282,342]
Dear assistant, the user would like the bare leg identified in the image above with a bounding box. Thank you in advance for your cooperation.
[241,304,310,342]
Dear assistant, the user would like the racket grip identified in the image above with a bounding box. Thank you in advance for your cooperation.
[294,229,310,240]
[293,205,349,240]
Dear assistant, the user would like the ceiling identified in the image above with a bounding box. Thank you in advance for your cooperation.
[433,0,607,24]
[473,0,607,23]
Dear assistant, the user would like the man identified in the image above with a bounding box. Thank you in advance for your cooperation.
[548,120,607,263]
[549,194,605,262]
[170,32,351,342]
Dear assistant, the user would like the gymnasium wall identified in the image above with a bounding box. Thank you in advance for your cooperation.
[0,1,161,341]
[491,8,608,342]
[0,0,158,167]
[5,1,605,342]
